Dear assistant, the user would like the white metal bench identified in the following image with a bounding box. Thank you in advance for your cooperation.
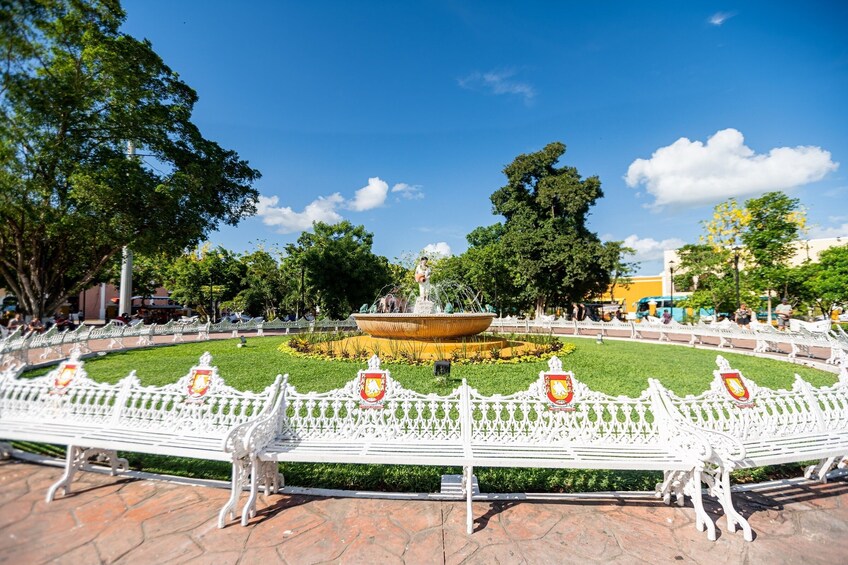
[0,348,283,528]
[654,354,848,541]
[465,356,740,541]
[242,356,736,540]
[242,355,469,527]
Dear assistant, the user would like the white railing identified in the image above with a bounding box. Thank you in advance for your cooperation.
[490,316,848,364]
[1,313,844,371]
[0,316,359,369]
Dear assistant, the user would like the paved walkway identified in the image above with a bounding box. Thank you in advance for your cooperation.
[2,460,848,564]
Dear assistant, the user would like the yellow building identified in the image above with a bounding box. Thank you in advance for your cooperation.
[599,275,664,313]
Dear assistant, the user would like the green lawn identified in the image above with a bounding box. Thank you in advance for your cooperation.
[27,334,837,396]
[20,335,838,493]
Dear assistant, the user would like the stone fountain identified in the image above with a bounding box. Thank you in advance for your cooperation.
[352,281,495,341]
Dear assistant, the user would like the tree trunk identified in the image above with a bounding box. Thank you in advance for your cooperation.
[535,296,546,319]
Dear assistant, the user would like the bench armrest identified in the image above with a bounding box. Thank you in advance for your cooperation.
[649,378,747,465]
[223,375,288,458]
[223,375,289,459]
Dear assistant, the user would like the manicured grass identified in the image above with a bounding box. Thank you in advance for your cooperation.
[20,335,837,493]
[26,334,837,396]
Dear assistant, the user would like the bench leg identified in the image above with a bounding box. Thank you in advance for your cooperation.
[805,457,841,483]
[46,446,128,502]
[463,465,474,535]
[687,469,716,541]
[703,467,752,542]
[218,456,250,528]
[241,458,280,526]
[656,470,687,506]
[260,461,283,495]
[0,442,12,459]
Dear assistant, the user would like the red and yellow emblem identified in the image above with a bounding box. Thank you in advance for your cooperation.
[54,364,77,390]
[545,372,575,410]
[721,371,751,404]
[187,369,212,399]
[359,372,386,406]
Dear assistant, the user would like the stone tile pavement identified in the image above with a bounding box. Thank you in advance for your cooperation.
[1,459,848,564]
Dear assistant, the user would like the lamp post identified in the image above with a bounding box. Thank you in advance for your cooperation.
[209,273,215,323]
[732,246,741,311]
[668,260,675,322]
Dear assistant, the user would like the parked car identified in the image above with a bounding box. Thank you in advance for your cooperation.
[226,313,262,323]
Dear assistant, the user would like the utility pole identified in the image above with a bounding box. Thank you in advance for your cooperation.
[733,246,741,311]
[118,141,135,319]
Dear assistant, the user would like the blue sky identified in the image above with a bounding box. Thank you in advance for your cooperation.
[121,1,848,274]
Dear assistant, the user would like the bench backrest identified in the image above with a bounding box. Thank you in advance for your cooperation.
[0,350,281,439]
[116,351,281,436]
[466,356,667,446]
[0,348,120,425]
[277,355,465,442]
[657,355,825,439]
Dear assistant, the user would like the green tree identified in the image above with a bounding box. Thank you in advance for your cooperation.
[433,225,523,315]
[102,251,170,307]
[488,142,612,316]
[165,246,243,321]
[740,192,806,317]
[234,247,287,319]
[674,243,750,318]
[289,221,392,319]
[0,0,260,318]
[598,241,636,305]
[799,244,848,319]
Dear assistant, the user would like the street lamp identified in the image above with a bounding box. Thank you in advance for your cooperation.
[668,260,675,322]
[209,273,215,323]
[732,246,741,311]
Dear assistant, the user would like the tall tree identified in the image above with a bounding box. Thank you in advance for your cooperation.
[434,224,523,315]
[741,192,806,318]
[234,247,288,319]
[674,243,752,318]
[164,246,243,321]
[798,244,848,319]
[489,142,611,316]
[601,241,636,304]
[289,221,392,319]
[0,0,260,318]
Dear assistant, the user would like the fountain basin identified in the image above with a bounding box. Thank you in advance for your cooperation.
[352,313,495,340]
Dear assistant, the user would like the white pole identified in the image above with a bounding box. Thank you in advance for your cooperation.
[118,141,135,318]
[99,283,106,320]
[118,247,133,317]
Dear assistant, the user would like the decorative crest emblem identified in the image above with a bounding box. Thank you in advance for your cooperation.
[187,368,213,399]
[721,371,754,407]
[54,364,77,390]
[544,372,575,411]
[359,371,386,408]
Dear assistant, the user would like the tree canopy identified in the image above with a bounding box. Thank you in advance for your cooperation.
[287,221,392,319]
[692,192,806,318]
[0,0,260,317]
[487,142,621,315]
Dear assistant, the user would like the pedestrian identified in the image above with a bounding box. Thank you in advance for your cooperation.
[735,303,753,327]
[775,298,793,330]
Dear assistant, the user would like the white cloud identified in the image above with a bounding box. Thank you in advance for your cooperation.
[348,177,389,212]
[709,11,736,26]
[257,176,421,235]
[808,223,848,239]
[458,69,535,103]
[622,234,687,263]
[391,183,424,200]
[256,194,344,234]
[421,242,452,259]
[625,128,839,208]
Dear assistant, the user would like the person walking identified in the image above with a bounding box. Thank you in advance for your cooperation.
[775,298,793,330]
